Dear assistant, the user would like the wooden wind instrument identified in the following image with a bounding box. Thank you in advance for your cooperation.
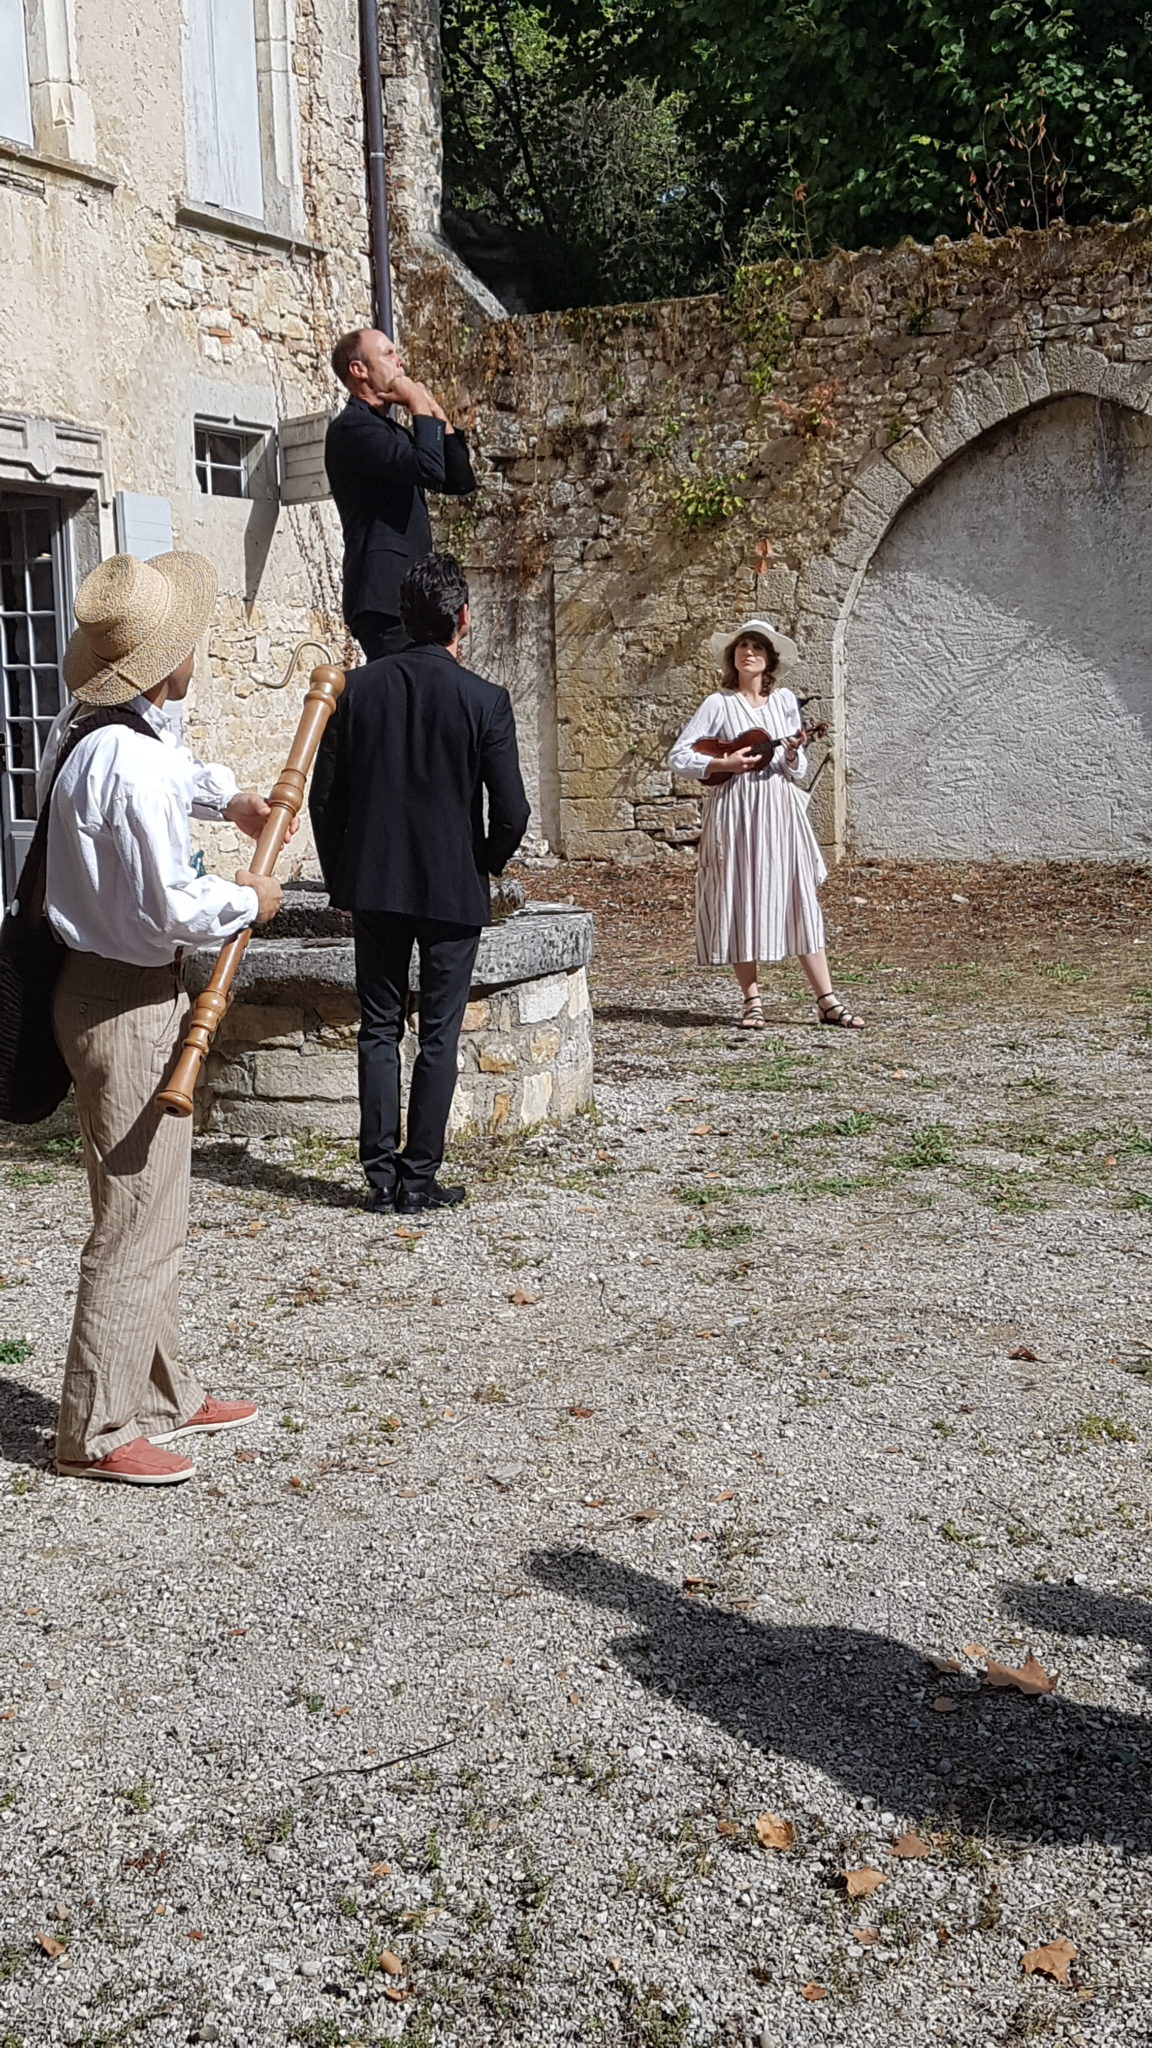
[156,663,346,1118]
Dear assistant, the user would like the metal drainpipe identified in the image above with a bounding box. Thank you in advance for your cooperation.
[358,0,394,336]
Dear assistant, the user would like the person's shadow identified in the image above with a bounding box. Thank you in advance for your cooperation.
[0,1376,57,1466]
[528,1548,1152,1850]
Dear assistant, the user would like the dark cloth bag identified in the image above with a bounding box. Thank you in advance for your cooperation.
[0,706,159,1124]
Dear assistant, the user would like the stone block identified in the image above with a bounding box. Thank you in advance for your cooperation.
[218,1004,305,1048]
[518,974,568,1023]
[201,1097,360,1141]
[530,1027,562,1064]
[205,1057,254,1099]
[461,998,490,1031]
[567,970,591,1018]
[560,796,636,834]
[478,1043,518,1073]
[518,1072,554,1126]
[883,429,937,486]
[251,1049,359,1102]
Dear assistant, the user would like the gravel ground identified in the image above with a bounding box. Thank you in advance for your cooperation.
[1,862,1151,2048]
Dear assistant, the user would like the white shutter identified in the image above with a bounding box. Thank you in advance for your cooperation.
[114,492,174,560]
[0,0,34,147]
[278,411,332,503]
[184,0,264,220]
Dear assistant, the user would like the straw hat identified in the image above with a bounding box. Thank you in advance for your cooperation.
[63,551,218,706]
[709,615,798,674]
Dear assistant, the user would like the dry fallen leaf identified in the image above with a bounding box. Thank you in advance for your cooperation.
[754,1813,795,1851]
[715,1819,742,1839]
[35,1933,65,1958]
[984,1652,1056,1695]
[937,1925,952,1947]
[800,1981,826,2002]
[843,1867,886,1899]
[713,1490,735,1502]
[691,1124,712,1136]
[188,1929,205,1941]
[1008,1345,1038,1361]
[378,1950,405,1976]
[633,1508,659,1522]
[510,1287,539,1306]
[852,1928,878,1945]
[892,1831,932,1859]
[930,1696,958,1713]
[382,1986,408,2004]
[568,1404,594,1419]
[926,1654,962,1674]
[962,1641,987,1659]
[1022,1938,1077,1984]
[682,1575,713,1593]
[370,1862,393,1878]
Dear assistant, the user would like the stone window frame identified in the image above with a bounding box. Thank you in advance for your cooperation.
[784,341,1152,860]
[0,0,114,189]
[180,0,304,244]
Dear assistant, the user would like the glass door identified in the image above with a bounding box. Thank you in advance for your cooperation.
[0,492,73,899]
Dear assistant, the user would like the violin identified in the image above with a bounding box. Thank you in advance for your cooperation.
[693,720,827,764]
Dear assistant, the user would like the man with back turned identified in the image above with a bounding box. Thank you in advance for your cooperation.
[309,553,530,1214]
[325,327,477,661]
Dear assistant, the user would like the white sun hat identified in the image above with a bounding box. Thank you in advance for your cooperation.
[709,616,798,674]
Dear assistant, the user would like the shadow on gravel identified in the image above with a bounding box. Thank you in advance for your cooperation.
[0,1375,57,1465]
[1005,1582,1152,1694]
[595,1003,733,1030]
[190,1147,362,1210]
[529,1548,1152,1851]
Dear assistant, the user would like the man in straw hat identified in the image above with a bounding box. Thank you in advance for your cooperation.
[43,551,282,1485]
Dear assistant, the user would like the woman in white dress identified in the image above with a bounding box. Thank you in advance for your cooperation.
[669,617,862,1031]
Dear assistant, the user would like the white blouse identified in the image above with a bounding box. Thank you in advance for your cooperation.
[668,689,808,784]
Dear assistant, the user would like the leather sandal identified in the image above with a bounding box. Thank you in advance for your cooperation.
[817,992,864,1029]
[738,993,765,1031]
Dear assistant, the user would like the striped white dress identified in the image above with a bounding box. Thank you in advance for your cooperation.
[669,687,827,965]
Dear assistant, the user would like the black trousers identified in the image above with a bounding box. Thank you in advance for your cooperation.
[352,912,481,1195]
[350,612,409,662]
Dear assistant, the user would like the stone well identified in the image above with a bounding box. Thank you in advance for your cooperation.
[185,884,595,1141]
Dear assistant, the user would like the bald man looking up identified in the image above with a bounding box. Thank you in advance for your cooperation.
[325,328,477,660]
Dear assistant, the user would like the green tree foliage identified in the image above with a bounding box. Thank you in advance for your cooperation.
[442,0,1152,308]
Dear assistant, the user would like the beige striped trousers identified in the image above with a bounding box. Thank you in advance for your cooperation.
[52,951,205,1465]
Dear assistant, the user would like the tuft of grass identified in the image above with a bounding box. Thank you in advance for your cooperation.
[1007,1074,1059,1097]
[0,1339,32,1365]
[1119,1189,1152,1212]
[891,1123,954,1170]
[675,1183,732,1207]
[682,1222,755,1249]
[1035,960,1088,986]
[1076,1413,1138,1446]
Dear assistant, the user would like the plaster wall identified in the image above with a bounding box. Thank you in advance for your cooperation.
[845,396,1152,858]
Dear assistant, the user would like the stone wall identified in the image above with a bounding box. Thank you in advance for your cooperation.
[422,223,1152,863]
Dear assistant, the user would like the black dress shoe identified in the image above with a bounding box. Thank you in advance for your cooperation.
[395,1180,466,1214]
[364,1187,397,1212]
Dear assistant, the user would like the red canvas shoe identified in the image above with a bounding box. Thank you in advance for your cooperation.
[151,1396,259,1445]
[56,1437,196,1485]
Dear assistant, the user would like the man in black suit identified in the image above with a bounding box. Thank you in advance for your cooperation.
[324,328,477,661]
[309,554,530,1215]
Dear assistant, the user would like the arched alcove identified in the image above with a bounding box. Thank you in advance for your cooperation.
[841,394,1152,859]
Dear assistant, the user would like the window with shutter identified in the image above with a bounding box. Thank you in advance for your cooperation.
[0,0,35,147]
[183,0,264,221]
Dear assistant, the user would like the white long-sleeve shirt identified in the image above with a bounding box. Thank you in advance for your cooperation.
[41,695,260,968]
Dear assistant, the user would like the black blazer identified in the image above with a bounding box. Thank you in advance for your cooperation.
[324,397,477,625]
[309,644,530,927]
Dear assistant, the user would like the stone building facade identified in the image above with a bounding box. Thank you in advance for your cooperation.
[0,0,494,899]
[422,223,1152,864]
